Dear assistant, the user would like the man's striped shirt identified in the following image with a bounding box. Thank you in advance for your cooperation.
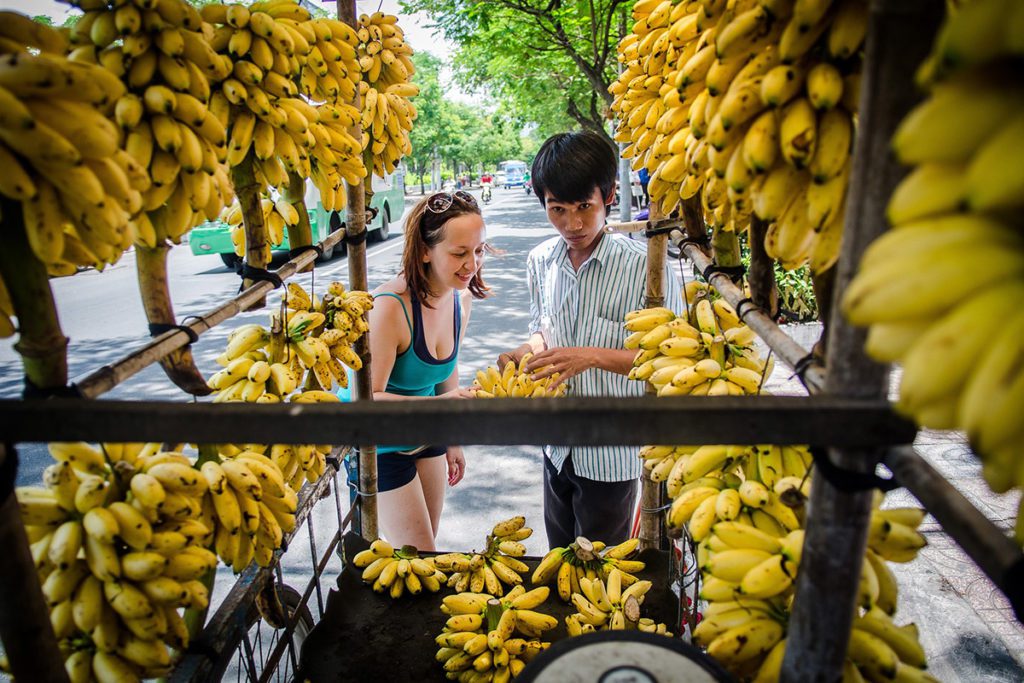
[526,232,684,482]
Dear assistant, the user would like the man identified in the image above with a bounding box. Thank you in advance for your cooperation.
[499,131,683,547]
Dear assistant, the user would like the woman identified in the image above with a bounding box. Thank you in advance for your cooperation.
[366,190,488,550]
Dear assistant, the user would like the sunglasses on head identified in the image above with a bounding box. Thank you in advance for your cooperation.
[425,191,478,214]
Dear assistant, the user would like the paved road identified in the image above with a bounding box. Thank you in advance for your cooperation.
[1,187,1021,679]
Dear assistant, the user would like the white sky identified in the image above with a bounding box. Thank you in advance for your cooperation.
[0,0,479,102]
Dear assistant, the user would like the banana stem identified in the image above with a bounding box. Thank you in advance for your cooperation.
[680,196,708,249]
[183,566,216,645]
[283,171,313,274]
[230,150,269,308]
[710,224,742,280]
[484,599,503,633]
[0,196,68,391]
[195,443,220,467]
[136,245,213,396]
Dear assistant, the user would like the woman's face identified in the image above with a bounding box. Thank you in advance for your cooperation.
[424,213,487,291]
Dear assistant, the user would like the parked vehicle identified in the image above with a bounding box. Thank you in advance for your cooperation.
[190,171,406,268]
[497,160,528,188]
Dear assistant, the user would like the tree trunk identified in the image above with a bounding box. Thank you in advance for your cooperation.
[230,150,269,309]
[283,171,313,274]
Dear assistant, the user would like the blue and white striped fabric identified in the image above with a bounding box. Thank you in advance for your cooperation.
[526,232,684,482]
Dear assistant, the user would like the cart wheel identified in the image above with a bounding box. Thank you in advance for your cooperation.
[208,582,315,682]
[371,206,390,242]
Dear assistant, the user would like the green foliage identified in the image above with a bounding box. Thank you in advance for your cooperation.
[400,0,629,141]
[774,265,819,323]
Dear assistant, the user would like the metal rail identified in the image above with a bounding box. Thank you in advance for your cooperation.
[0,396,916,447]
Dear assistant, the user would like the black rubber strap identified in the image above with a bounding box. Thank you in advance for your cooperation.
[676,234,711,251]
[22,377,82,400]
[326,453,342,472]
[808,446,900,493]
[147,322,200,344]
[644,225,678,238]
[366,206,379,221]
[0,445,18,505]
[702,263,746,282]
[734,297,761,322]
[288,245,323,260]
[1002,558,1024,623]
[345,230,368,246]
[790,352,819,381]
[239,265,283,289]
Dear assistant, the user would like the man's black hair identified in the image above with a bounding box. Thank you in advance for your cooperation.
[531,131,617,208]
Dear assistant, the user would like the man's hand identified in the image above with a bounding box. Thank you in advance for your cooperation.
[497,343,532,369]
[525,347,597,388]
[446,446,466,486]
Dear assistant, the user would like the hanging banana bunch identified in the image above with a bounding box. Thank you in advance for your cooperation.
[222,195,300,260]
[354,11,419,179]
[63,0,235,395]
[17,442,217,682]
[610,0,866,274]
[843,0,1024,543]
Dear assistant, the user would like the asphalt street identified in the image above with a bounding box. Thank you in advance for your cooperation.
[1,187,1021,679]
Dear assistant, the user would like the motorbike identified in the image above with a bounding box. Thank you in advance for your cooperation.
[524,181,532,196]
[481,183,492,204]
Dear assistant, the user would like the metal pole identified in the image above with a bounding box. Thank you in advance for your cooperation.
[781,1,942,679]
[0,445,70,682]
[338,0,377,542]
[638,202,667,550]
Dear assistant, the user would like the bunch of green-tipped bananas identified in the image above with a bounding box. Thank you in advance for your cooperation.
[433,516,534,597]
[222,195,300,257]
[63,0,237,250]
[437,589,554,680]
[664,444,811,535]
[470,355,568,398]
[354,12,419,179]
[565,567,673,635]
[199,1,366,207]
[0,13,143,275]
[353,539,448,599]
[17,442,220,682]
[532,537,646,602]
[841,0,1024,544]
[610,0,865,273]
[625,289,774,397]
[200,448,297,571]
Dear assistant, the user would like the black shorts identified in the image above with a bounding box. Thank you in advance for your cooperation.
[346,446,447,495]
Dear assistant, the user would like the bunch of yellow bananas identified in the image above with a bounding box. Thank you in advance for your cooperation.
[436,589,553,681]
[223,195,300,257]
[200,448,297,571]
[696,499,932,680]
[664,444,811,536]
[433,516,534,597]
[471,354,568,398]
[0,13,141,274]
[64,0,236,249]
[610,0,865,273]
[354,12,419,178]
[353,539,448,599]
[200,1,366,209]
[565,568,673,636]
[625,291,773,397]
[532,537,646,602]
[17,442,219,682]
[842,0,1024,543]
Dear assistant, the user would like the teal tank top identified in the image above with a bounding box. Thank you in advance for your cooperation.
[376,290,461,454]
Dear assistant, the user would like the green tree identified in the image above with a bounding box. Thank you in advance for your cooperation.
[401,0,631,145]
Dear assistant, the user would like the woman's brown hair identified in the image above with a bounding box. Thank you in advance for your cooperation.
[401,192,489,307]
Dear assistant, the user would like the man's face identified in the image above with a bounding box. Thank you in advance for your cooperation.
[544,186,611,254]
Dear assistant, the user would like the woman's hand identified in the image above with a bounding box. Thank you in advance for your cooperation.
[446,446,466,486]
[439,387,476,399]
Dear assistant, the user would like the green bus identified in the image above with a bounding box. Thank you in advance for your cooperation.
[190,170,407,268]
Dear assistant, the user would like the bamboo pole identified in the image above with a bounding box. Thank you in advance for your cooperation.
[284,171,314,274]
[682,243,827,394]
[0,444,69,682]
[74,230,345,399]
[638,203,667,551]
[680,195,707,245]
[747,217,778,319]
[339,0,377,542]
[781,1,941,679]
[884,446,1024,619]
[231,150,270,308]
[810,265,837,359]
[135,245,213,396]
[0,197,68,391]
